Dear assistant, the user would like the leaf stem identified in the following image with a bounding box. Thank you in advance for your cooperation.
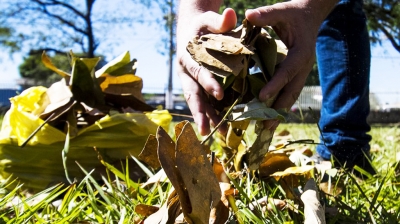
[200,96,242,145]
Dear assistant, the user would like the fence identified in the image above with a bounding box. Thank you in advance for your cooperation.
[2,83,400,123]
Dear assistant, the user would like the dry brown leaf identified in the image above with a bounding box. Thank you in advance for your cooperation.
[176,121,222,224]
[209,183,230,224]
[143,202,168,224]
[187,37,247,77]
[259,152,296,178]
[156,126,192,218]
[271,166,315,179]
[212,160,229,183]
[234,142,247,171]
[200,34,254,55]
[246,121,274,170]
[167,192,184,224]
[135,204,160,218]
[276,129,290,137]
[319,180,343,197]
[174,121,186,140]
[143,190,182,224]
[210,201,229,224]
[139,134,160,169]
[271,166,315,200]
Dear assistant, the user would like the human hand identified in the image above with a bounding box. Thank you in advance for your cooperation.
[176,8,237,136]
[245,0,338,130]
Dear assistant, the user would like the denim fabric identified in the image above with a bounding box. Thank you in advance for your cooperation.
[316,0,371,164]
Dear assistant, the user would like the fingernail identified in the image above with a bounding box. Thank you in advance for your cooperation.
[213,90,222,100]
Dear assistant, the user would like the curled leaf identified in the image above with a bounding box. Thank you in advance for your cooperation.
[187,36,248,77]
[41,52,70,78]
[231,98,286,122]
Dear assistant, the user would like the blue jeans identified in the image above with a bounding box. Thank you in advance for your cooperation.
[316,0,371,165]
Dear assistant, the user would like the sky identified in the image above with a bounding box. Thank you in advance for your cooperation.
[0,19,399,105]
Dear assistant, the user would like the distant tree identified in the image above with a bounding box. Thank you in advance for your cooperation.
[364,0,400,52]
[0,0,156,84]
[18,53,67,85]
[0,0,153,58]
[0,27,20,54]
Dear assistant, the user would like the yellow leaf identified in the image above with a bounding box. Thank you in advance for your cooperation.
[95,51,131,78]
[259,152,296,178]
[145,110,172,132]
[98,73,144,101]
[10,86,49,116]
[41,52,70,78]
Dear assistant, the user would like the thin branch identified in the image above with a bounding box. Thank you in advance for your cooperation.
[375,22,400,52]
[31,0,86,19]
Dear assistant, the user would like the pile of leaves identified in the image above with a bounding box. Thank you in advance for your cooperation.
[30,51,154,139]
[0,51,172,191]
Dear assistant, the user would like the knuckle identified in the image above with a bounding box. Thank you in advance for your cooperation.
[189,65,202,81]
[183,91,193,102]
[282,68,296,85]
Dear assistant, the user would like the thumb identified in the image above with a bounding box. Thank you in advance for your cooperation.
[197,8,237,34]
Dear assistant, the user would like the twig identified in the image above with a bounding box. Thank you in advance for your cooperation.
[20,113,56,148]
[200,96,242,145]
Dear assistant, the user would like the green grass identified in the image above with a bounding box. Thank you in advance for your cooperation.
[0,122,399,223]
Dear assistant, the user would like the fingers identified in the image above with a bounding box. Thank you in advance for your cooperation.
[179,52,224,100]
[178,67,223,136]
[259,46,315,110]
[178,9,237,100]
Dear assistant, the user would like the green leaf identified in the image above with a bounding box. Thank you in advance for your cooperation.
[70,59,95,104]
[70,59,104,107]
[108,59,138,76]
[247,73,266,98]
[231,98,286,122]
[252,30,277,82]
[95,51,135,77]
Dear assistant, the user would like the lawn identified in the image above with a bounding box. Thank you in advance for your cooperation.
[0,120,399,223]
